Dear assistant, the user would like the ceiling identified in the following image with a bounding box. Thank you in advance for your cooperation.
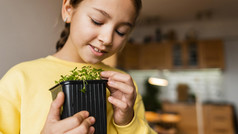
[140,0,238,23]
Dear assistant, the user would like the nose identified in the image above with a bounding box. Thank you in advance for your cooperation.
[98,27,113,46]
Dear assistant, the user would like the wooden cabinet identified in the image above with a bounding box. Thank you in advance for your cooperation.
[139,43,172,69]
[171,41,200,69]
[117,42,172,69]
[162,103,235,134]
[117,39,225,70]
[170,39,225,69]
[117,43,140,69]
[198,40,225,69]
[203,105,235,134]
[163,103,199,134]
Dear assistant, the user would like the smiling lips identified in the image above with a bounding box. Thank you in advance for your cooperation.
[89,45,107,56]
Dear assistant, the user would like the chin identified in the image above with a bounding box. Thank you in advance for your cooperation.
[84,58,103,64]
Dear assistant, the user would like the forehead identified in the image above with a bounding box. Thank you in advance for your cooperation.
[79,0,137,23]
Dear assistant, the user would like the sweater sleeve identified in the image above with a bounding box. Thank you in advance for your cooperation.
[0,67,22,134]
[112,83,157,134]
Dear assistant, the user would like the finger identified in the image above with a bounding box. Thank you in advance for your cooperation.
[88,126,95,134]
[55,111,90,131]
[65,116,95,134]
[108,80,135,95]
[108,96,128,111]
[79,116,95,129]
[101,71,134,85]
[47,92,65,121]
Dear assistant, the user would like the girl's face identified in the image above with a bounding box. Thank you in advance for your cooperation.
[64,0,137,64]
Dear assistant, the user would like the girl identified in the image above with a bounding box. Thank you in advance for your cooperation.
[0,0,156,133]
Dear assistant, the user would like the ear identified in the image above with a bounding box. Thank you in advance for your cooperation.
[62,0,73,23]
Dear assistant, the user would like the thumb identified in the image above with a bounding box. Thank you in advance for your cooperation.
[47,92,65,121]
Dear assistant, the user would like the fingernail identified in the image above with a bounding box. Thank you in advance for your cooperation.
[100,71,105,75]
[108,81,114,85]
[84,111,89,117]
[89,126,95,133]
[90,117,95,123]
[57,92,63,98]
[108,96,113,102]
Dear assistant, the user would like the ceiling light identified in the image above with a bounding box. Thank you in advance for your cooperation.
[148,77,168,86]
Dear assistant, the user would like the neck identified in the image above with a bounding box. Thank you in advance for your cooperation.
[53,39,85,63]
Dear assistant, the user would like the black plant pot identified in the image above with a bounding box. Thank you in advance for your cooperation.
[49,80,108,134]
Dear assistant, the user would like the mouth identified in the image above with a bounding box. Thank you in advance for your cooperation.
[89,45,108,56]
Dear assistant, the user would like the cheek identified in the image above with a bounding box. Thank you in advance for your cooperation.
[112,37,127,52]
[70,16,97,43]
[71,25,97,45]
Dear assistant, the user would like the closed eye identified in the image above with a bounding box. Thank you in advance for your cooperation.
[116,30,126,37]
[91,18,103,26]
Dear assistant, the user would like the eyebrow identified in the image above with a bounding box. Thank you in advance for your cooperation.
[93,8,133,28]
[93,8,111,19]
[121,22,133,28]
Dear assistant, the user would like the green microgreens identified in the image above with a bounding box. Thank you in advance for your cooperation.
[55,66,104,93]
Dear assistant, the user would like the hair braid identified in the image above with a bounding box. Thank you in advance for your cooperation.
[56,23,70,51]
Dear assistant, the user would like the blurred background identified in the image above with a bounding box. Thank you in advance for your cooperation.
[0,0,238,133]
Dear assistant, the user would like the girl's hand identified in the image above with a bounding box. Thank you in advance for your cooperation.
[41,92,95,134]
[101,71,137,126]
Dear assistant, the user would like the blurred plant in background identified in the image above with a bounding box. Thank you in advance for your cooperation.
[142,77,162,111]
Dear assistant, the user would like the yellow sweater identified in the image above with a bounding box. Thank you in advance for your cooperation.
[0,56,156,134]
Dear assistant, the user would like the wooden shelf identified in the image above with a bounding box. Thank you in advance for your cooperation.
[162,103,235,134]
[117,39,225,70]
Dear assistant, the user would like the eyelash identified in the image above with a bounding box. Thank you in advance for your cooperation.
[91,18,126,37]
[116,30,125,37]
[91,18,103,25]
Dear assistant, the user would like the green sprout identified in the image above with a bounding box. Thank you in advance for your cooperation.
[55,66,104,93]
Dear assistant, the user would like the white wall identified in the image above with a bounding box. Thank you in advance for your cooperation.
[0,0,64,77]
[224,41,238,115]
[131,18,238,42]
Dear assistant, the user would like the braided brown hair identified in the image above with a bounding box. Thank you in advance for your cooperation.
[56,0,142,51]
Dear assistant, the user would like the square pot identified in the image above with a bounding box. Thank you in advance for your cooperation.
[49,80,108,134]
